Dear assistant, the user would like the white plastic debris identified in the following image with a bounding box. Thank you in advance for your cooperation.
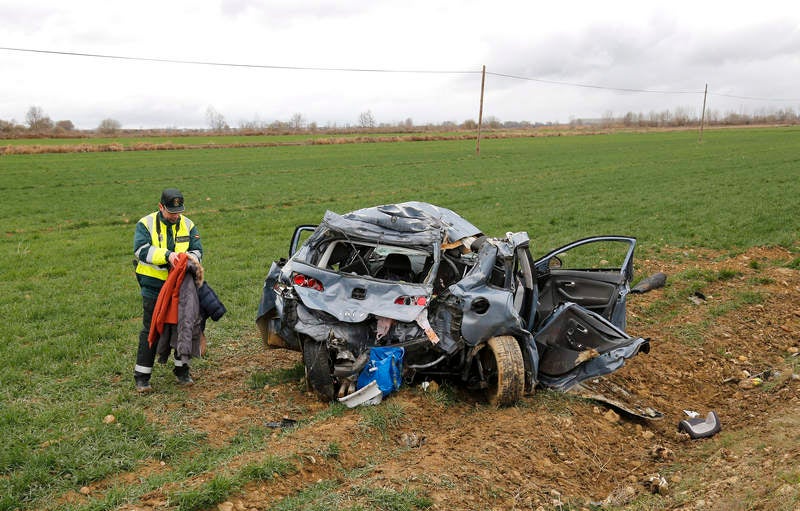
[338,380,383,408]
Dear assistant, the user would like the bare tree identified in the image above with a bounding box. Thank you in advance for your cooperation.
[0,119,18,133]
[290,113,305,130]
[358,110,376,128]
[205,106,228,131]
[673,106,693,126]
[622,112,635,127]
[55,120,75,131]
[26,106,53,131]
[97,118,122,134]
[269,120,290,130]
[484,116,501,129]
[239,115,267,130]
[602,110,615,128]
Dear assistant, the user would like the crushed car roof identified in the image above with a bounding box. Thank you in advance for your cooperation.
[322,201,483,246]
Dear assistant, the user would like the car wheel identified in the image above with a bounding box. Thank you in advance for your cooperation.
[482,335,524,406]
[303,340,335,402]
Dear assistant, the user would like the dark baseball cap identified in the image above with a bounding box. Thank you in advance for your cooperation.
[160,188,185,213]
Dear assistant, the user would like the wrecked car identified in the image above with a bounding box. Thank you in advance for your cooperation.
[256,202,649,405]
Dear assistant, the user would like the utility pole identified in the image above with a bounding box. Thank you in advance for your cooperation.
[476,65,486,156]
[699,83,708,143]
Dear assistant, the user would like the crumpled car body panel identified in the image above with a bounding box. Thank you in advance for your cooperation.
[289,261,431,324]
[533,302,650,390]
[256,202,649,402]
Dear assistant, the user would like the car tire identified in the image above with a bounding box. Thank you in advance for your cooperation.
[303,340,335,402]
[483,335,524,406]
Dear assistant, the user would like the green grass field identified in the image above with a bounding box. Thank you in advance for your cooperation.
[0,127,798,510]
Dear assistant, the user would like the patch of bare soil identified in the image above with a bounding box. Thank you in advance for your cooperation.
[119,246,800,510]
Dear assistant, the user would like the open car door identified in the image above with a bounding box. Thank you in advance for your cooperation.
[531,236,647,391]
[289,225,317,258]
[534,236,636,329]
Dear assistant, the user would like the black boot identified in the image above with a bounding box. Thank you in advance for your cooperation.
[173,365,194,386]
[134,372,153,393]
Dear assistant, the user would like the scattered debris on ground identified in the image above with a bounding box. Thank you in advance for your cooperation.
[84,246,800,510]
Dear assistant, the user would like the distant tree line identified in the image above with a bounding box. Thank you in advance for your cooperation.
[2,104,798,138]
[0,106,124,137]
[574,106,800,128]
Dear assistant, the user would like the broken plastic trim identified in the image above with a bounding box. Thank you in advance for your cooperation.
[265,418,298,429]
[338,380,383,408]
[630,272,667,294]
[678,411,721,439]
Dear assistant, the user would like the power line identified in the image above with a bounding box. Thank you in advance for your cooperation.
[0,46,480,75]
[487,71,703,95]
[488,71,800,102]
[708,92,800,102]
[2,46,799,102]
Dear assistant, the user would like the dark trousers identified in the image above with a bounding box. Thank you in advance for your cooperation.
[135,296,191,382]
[134,296,158,379]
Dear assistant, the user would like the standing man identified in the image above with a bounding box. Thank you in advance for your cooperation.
[133,188,203,393]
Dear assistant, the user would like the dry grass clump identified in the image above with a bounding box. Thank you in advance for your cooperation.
[1,143,125,155]
[0,128,626,156]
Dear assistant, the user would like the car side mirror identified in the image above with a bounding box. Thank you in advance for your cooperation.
[548,256,563,269]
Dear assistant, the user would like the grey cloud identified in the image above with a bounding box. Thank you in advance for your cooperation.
[0,4,57,30]
[481,17,800,98]
[219,0,368,24]
[684,22,800,66]
[485,28,662,86]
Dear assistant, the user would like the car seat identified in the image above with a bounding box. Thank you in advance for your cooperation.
[376,253,414,281]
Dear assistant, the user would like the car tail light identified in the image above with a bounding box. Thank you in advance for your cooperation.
[292,273,324,291]
[394,295,427,306]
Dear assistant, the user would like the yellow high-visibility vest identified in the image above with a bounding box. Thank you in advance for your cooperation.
[135,212,195,281]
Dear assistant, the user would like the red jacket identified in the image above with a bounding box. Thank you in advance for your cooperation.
[148,253,190,347]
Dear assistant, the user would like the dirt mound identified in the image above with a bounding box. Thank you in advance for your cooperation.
[113,246,799,510]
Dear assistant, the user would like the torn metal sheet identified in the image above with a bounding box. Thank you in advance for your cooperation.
[568,378,664,420]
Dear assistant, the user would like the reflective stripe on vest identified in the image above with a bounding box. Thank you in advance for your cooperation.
[135,212,195,281]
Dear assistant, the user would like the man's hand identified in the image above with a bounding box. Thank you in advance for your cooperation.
[168,252,180,266]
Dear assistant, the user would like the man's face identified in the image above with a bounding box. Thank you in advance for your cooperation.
[158,203,182,223]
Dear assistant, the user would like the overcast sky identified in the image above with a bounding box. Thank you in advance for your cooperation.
[2,0,799,129]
